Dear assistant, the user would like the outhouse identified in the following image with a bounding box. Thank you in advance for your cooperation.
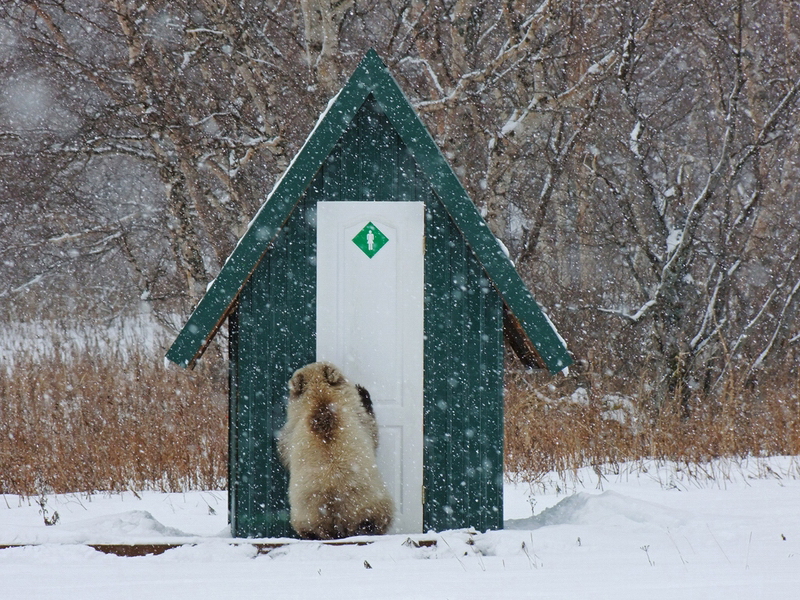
[167,50,572,538]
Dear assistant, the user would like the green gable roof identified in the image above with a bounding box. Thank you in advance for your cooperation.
[166,49,572,374]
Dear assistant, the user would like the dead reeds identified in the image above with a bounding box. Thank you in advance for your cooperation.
[0,347,227,496]
[1,327,797,495]
[504,360,800,482]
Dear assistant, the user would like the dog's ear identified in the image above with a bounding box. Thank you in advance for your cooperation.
[356,385,374,417]
[289,372,305,398]
[322,363,345,387]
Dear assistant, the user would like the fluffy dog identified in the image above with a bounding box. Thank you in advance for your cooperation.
[278,362,394,539]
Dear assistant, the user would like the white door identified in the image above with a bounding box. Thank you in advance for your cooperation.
[316,201,424,534]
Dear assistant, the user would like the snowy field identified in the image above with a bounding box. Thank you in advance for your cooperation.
[0,314,178,371]
[1,457,798,599]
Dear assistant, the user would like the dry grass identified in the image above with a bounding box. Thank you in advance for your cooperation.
[1,338,798,495]
[0,349,227,496]
[504,362,800,482]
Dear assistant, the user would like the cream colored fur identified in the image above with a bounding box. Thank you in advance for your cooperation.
[278,362,394,539]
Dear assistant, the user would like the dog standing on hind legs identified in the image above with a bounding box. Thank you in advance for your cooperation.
[277,362,394,539]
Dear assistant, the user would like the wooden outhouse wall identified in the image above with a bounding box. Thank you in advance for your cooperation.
[228,95,504,538]
[423,195,504,532]
[228,194,316,538]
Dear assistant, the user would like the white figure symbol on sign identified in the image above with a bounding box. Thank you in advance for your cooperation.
[367,230,375,252]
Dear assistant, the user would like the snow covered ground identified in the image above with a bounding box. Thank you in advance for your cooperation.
[1,457,798,599]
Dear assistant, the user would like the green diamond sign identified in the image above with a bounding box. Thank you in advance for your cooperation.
[352,222,389,258]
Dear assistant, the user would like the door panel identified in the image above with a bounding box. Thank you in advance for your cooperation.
[316,201,424,533]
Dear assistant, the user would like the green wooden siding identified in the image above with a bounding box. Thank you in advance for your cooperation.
[322,96,419,203]
[423,192,505,532]
[228,192,316,538]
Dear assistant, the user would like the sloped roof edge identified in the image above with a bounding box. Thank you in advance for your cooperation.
[167,49,572,374]
[166,53,377,368]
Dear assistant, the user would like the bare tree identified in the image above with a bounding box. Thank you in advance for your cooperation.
[2,0,798,409]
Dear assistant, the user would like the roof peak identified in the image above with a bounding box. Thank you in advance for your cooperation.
[167,50,571,374]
